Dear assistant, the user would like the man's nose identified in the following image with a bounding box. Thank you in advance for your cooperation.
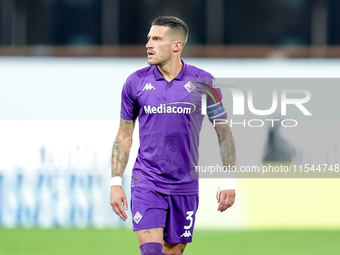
[146,38,152,48]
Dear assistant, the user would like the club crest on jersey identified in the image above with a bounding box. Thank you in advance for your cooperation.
[184,81,196,93]
[133,211,143,224]
[143,83,156,91]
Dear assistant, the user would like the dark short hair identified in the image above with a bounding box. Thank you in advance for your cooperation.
[151,16,189,46]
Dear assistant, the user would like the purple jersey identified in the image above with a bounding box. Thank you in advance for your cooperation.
[120,60,227,195]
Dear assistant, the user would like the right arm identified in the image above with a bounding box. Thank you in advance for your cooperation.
[110,118,135,221]
[111,118,135,177]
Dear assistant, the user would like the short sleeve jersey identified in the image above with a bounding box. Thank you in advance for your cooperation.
[120,60,227,195]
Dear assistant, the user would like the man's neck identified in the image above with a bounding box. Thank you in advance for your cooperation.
[157,59,183,82]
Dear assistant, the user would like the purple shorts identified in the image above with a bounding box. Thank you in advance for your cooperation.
[131,187,199,244]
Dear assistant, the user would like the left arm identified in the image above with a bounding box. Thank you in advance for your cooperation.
[214,122,236,212]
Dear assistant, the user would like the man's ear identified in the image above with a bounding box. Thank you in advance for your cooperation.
[173,41,183,53]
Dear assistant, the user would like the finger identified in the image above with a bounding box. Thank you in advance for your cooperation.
[123,195,128,211]
[110,203,120,216]
[223,201,231,212]
[225,193,235,208]
[117,202,128,221]
[110,202,118,214]
[218,192,230,212]
[216,187,221,203]
[217,192,226,211]
[221,197,235,212]
[219,202,227,212]
[216,191,221,203]
[217,197,225,212]
[112,200,128,221]
[229,196,235,207]
[111,204,125,221]
[218,201,224,212]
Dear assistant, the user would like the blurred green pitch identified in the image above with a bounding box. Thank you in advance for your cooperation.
[0,229,339,255]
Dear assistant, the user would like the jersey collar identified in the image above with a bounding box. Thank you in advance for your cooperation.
[154,60,186,81]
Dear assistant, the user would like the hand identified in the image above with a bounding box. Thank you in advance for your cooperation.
[110,186,128,221]
[216,187,235,212]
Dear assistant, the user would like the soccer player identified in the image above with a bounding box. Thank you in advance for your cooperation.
[110,16,236,255]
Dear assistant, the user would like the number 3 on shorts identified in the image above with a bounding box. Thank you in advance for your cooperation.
[184,211,194,230]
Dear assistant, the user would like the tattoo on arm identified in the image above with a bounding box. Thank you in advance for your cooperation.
[122,119,133,125]
[111,119,134,177]
[217,124,236,167]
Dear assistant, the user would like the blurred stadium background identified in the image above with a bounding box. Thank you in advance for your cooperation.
[1,0,340,254]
